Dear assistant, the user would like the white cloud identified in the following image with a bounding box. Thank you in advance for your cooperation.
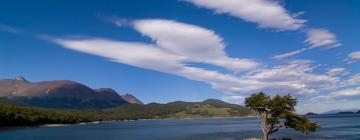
[308,73,360,112]
[50,19,341,100]
[312,87,360,101]
[180,60,339,95]
[349,51,360,59]
[53,38,186,72]
[183,1,342,60]
[52,37,262,94]
[326,67,346,76]
[132,19,260,71]
[114,19,131,27]
[0,23,21,33]
[305,28,341,49]
[297,98,360,114]
[272,48,308,59]
[347,51,360,63]
[50,19,261,93]
[183,0,306,30]
[221,95,245,105]
[241,60,339,95]
[273,28,341,59]
[332,87,360,97]
[338,74,360,88]
[346,74,360,86]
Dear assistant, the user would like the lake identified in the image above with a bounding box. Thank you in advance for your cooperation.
[1,114,359,140]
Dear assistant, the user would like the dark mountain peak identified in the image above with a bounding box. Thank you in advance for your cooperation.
[123,93,134,96]
[202,99,228,106]
[203,99,226,103]
[169,101,191,104]
[0,78,130,109]
[95,88,117,93]
[37,80,85,87]
[147,102,161,106]
[0,76,29,83]
[26,80,96,97]
[322,109,359,114]
[15,76,29,82]
[202,99,245,109]
[95,88,123,99]
[167,101,196,107]
[337,111,355,114]
[305,112,318,115]
[121,93,144,105]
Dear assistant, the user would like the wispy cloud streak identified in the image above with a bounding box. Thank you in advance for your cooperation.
[183,0,306,30]
[0,23,21,33]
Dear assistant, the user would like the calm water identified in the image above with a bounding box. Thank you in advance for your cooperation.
[1,114,359,140]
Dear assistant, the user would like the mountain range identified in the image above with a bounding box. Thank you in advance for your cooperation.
[0,77,142,109]
[321,109,360,115]
[0,77,255,127]
[0,97,255,127]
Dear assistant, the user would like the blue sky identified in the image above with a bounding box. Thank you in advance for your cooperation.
[1,0,359,113]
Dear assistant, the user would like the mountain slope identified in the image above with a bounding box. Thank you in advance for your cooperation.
[167,100,254,118]
[0,100,91,127]
[0,77,132,109]
[0,77,254,121]
[107,99,255,119]
[121,94,144,105]
[322,109,360,114]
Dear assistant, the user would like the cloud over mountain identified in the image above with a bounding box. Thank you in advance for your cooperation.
[52,19,261,94]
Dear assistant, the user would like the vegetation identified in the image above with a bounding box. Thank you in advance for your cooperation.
[336,111,356,114]
[0,98,254,127]
[305,112,317,115]
[0,102,92,127]
[102,100,254,119]
[245,92,319,140]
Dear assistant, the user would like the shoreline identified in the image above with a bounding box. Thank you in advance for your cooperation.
[45,115,259,128]
[43,121,102,127]
[4,114,352,130]
[139,115,258,121]
[0,115,258,130]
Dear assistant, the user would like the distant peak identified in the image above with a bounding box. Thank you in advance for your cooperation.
[0,76,29,82]
[15,76,27,81]
[124,93,134,96]
[203,99,224,103]
[121,93,144,105]
[95,88,117,93]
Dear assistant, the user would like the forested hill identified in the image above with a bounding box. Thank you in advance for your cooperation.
[0,77,255,127]
[0,98,255,127]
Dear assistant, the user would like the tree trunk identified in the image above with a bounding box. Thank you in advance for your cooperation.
[263,133,268,140]
[260,112,269,140]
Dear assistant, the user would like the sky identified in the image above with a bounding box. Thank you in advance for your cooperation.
[0,0,359,113]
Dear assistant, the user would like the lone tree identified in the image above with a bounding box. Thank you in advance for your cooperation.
[245,92,319,140]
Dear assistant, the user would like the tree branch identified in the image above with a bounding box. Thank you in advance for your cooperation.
[269,124,282,135]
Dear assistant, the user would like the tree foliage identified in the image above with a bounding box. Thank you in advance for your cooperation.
[245,92,319,140]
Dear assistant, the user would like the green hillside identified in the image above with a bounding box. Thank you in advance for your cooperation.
[0,101,92,127]
[0,98,255,127]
